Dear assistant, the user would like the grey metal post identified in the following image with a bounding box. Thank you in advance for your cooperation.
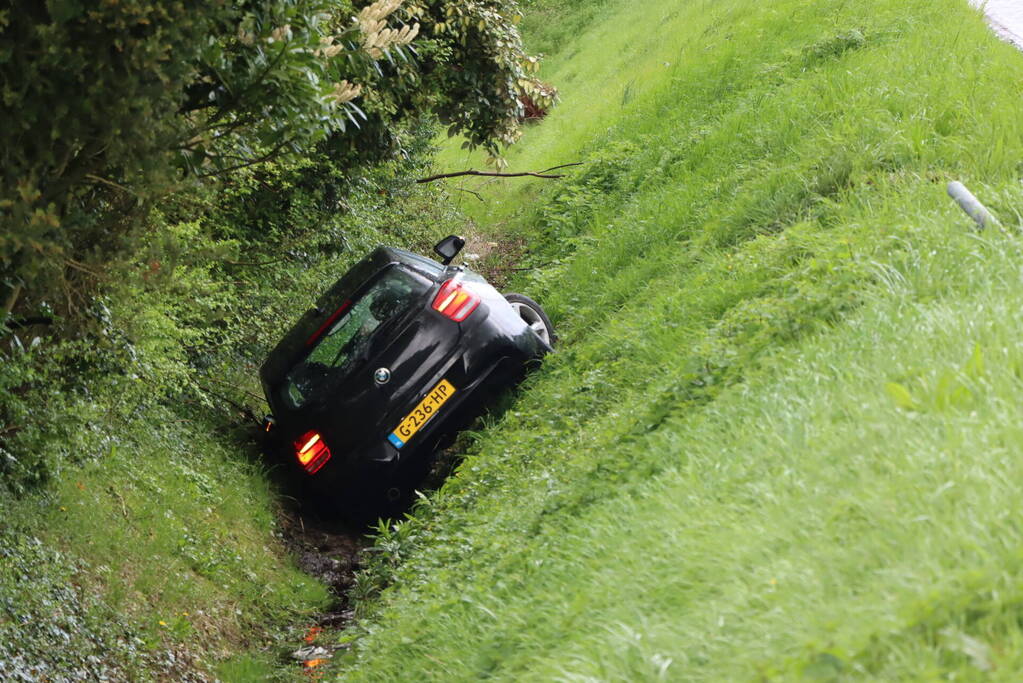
[947,181,998,230]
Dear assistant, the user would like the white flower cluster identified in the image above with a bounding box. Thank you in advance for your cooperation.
[329,80,363,105]
[356,0,420,59]
[319,36,345,59]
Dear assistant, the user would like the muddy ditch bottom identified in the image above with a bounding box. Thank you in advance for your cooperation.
[271,445,463,675]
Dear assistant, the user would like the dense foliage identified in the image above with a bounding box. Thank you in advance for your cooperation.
[0,0,552,302]
[0,128,470,675]
[0,4,551,671]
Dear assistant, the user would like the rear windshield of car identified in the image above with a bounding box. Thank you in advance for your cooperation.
[281,266,429,410]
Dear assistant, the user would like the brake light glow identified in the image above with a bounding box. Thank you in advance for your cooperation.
[432,279,480,322]
[294,430,331,474]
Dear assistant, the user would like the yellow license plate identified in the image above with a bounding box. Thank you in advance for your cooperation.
[387,379,456,449]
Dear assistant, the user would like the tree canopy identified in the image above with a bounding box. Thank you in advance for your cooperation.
[0,0,554,312]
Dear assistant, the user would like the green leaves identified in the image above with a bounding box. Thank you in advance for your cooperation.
[965,341,984,379]
[2,0,549,325]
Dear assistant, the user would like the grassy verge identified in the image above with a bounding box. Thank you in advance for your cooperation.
[335,0,1023,678]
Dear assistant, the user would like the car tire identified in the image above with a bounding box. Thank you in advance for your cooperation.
[504,293,555,347]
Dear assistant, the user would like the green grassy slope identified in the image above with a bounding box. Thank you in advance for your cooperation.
[339,0,1023,679]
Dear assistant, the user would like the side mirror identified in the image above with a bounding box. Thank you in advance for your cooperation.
[433,235,466,265]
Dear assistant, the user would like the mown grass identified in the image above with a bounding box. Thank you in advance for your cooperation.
[336,0,1023,679]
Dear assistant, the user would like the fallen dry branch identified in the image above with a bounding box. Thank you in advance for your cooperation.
[417,162,582,184]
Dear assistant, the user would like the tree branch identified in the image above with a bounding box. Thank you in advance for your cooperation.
[203,42,292,130]
[488,261,554,273]
[195,137,296,178]
[64,258,103,278]
[453,187,485,202]
[85,174,134,195]
[5,316,54,329]
[195,380,262,426]
[416,162,582,184]
[222,257,291,267]
[537,163,585,174]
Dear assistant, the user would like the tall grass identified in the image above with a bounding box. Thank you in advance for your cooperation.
[336,0,1023,679]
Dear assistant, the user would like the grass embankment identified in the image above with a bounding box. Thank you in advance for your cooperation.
[337,0,1023,678]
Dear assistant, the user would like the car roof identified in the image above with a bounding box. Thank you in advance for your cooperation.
[384,246,445,277]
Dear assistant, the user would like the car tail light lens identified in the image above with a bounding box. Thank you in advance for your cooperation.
[432,279,480,322]
[294,430,331,474]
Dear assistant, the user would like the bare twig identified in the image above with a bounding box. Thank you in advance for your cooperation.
[202,42,290,128]
[537,162,585,174]
[222,257,291,267]
[453,187,485,202]
[488,261,554,273]
[64,258,103,278]
[196,382,262,426]
[5,316,53,329]
[196,137,296,178]
[417,162,582,184]
[418,169,563,183]
[85,174,134,195]
[203,376,266,405]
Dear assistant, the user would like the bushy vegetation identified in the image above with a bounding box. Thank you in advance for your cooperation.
[0,148,473,677]
[332,0,1023,678]
[0,0,551,294]
[0,413,330,680]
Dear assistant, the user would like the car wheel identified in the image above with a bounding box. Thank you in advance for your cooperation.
[504,293,555,347]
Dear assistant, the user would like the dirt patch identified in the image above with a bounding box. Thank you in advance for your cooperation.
[460,227,531,291]
[270,457,458,677]
[271,438,466,615]
[276,503,365,627]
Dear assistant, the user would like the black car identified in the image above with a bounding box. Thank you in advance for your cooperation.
[259,236,553,514]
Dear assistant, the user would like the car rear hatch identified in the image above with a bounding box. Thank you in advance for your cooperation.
[265,262,467,464]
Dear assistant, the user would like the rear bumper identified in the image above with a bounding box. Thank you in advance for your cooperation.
[304,352,522,499]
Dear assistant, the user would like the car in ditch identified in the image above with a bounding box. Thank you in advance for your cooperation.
[259,235,554,515]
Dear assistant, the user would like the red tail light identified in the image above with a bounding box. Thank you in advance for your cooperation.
[294,430,331,474]
[432,279,480,322]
